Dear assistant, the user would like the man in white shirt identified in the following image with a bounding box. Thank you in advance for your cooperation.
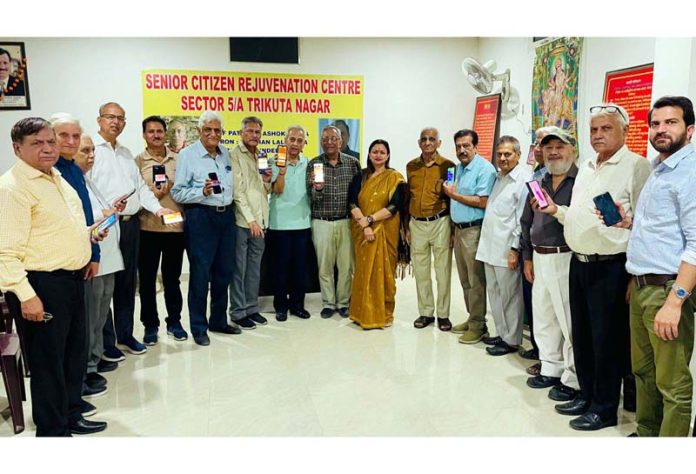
[543,103,651,431]
[476,136,532,356]
[88,102,174,359]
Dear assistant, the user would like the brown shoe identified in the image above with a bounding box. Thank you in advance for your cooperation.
[526,362,541,376]
[413,316,435,329]
[437,318,452,331]
[451,322,469,334]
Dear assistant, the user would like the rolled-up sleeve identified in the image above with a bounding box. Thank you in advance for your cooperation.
[679,171,696,266]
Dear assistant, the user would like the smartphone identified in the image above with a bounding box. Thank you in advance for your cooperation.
[92,212,119,238]
[593,192,623,226]
[161,212,184,225]
[208,172,222,194]
[526,180,549,209]
[314,163,324,183]
[115,188,136,204]
[276,145,287,168]
[153,165,167,189]
[446,167,455,184]
[258,155,269,174]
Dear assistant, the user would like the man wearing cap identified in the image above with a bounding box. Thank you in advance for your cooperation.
[521,126,579,403]
[543,103,651,431]
[475,135,532,356]
[443,129,496,343]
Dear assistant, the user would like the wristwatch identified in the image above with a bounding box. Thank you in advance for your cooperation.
[672,283,692,300]
[366,215,375,226]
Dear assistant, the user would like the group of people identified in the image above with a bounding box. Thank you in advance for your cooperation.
[0,95,694,438]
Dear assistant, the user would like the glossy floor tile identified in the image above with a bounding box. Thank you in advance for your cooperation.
[1,269,643,436]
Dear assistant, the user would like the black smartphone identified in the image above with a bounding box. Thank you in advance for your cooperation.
[208,172,222,194]
[153,165,167,189]
[593,192,623,226]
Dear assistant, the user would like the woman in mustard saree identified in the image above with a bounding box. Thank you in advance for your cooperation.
[348,139,406,329]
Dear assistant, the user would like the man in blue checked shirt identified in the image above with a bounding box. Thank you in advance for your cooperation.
[171,110,239,346]
[443,129,496,344]
[614,96,696,437]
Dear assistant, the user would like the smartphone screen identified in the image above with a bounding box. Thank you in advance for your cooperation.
[161,212,184,225]
[313,163,324,183]
[526,180,549,209]
[593,192,623,226]
[276,145,287,167]
[446,167,455,184]
[116,188,136,204]
[92,213,118,238]
[258,156,269,174]
[208,172,222,194]
[153,165,167,189]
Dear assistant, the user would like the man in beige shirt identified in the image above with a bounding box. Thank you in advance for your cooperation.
[229,116,273,330]
[0,117,107,436]
[135,116,187,345]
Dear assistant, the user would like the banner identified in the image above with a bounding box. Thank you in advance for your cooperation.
[603,64,654,157]
[532,37,583,141]
[472,94,501,163]
[142,70,364,159]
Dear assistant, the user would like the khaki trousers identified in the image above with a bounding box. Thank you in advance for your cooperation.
[409,216,452,318]
[311,218,354,309]
[484,263,524,345]
[453,225,487,329]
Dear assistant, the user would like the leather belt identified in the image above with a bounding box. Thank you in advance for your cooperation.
[633,274,677,289]
[534,245,571,255]
[186,204,232,213]
[412,209,449,222]
[315,216,348,222]
[454,219,483,229]
[28,269,82,279]
[573,253,625,263]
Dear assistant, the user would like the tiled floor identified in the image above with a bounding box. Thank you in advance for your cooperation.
[1,270,638,437]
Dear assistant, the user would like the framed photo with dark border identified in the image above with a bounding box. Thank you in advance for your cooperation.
[472,93,502,164]
[0,42,31,110]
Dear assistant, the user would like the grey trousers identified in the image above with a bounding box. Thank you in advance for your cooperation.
[484,263,524,346]
[229,226,265,320]
[84,273,115,374]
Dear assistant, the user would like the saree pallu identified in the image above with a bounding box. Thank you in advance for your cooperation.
[349,170,404,329]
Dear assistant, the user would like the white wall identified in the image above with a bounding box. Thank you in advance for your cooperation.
[0,37,479,172]
[477,37,657,160]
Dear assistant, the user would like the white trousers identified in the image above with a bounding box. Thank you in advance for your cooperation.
[532,251,578,388]
[484,263,524,345]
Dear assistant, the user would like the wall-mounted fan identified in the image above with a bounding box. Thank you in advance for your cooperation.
[461,57,520,117]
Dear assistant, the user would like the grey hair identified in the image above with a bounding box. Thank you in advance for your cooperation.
[49,112,82,132]
[322,125,342,139]
[241,116,263,129]
[420,127,440,140]
[590,102,629,128]
[98,102,124,116]
[496,135,521,154]
[286,125,307,138]
[198,110,224,129]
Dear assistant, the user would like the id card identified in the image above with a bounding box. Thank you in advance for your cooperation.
[161,212,184,225]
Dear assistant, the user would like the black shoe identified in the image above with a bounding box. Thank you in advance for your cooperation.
[290,308,311,319]
[519,348,539,360]
[82,383,108,398]
[97,359,118,373]
[337,307,349,318]
[549,384,578,402]
[569,412,617,431]
[555,398,590,416]
[482,335,502,346]
[80,399,97,418]
[70,418,107,435]
[486,341,517,356]
[276,311,288,322]
[193,333,210,346]
[320,308,335,319]
[210,324,242,335]
[248,313,268,326]
[526,375,561,389]
[234,317,256,330]
[85,372,107,388]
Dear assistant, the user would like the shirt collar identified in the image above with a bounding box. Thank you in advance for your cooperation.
[193,139,222,159]
[499,162,527,181]
[589,144,628,169]
[542,163,578,184]
[15,158,62,180]
[140,147,177,163]
[461,154,484,172]
[656,143,695,170]
[93,131,123,151]
[321,152,344,164]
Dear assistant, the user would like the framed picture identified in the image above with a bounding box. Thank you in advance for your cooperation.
[472,93,502,164]
[526,144,536,166]
[0,42,31,110]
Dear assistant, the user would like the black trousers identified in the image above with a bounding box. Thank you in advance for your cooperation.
[268,228,311,313]
[12,270,87,437]
[103,215,140,348]
[521,263,538,353]
[138,230,185,329]
[569,255,631,420]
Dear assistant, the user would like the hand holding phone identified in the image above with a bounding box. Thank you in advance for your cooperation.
[113,189,136,207]
[446,167,455,185]
[526,181,549,209]
[276,145,287,167]
[153,165,167,189]
[208,172,222,194]
[92,212,119,239]
[593,192,623,227]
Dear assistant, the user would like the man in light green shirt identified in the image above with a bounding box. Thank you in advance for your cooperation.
[268,125,312,321]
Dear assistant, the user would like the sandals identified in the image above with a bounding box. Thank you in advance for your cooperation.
[413,316,435,329]
[437,318,452,332]
[526,362,542,376]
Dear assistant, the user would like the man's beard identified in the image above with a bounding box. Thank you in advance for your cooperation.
[650,130,688,155]
[546,157,573,175]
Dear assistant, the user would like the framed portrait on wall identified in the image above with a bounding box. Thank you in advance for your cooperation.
[0,42,31,110]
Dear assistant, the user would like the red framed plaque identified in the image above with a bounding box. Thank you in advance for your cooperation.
[472,94,502,163]
[603,63,654,157]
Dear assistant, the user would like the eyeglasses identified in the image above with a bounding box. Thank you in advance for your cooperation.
[321,136,340,143]
[100,114,126,123]
[202,127,223,135]
[589,105,628,123]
